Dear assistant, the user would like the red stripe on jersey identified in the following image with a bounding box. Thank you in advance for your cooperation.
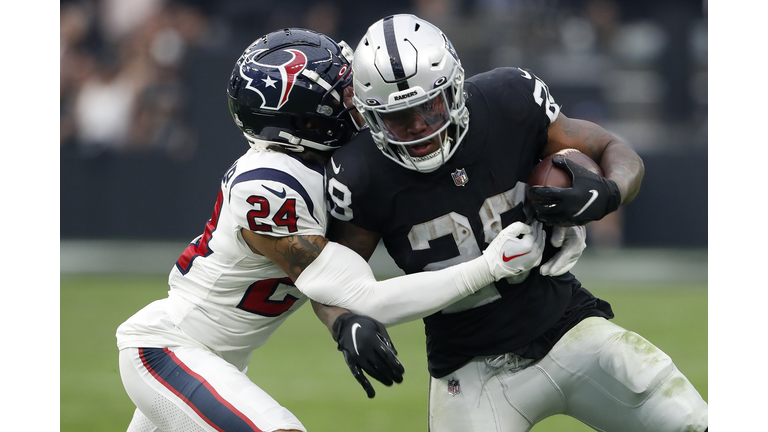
[176,190,224,274]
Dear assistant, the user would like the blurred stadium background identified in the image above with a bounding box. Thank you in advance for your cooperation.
[60,0,708,430]
[61,0,707,245]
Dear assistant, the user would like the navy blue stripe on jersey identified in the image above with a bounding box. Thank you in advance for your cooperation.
[230,168,319,223]
[138,348,263,432]
[383,16,410,91]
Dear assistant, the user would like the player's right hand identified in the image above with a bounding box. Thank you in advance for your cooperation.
[528,157,621,225]
[331,313,405,398]
[483,221,545,281]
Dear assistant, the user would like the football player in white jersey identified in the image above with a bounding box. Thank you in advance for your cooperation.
[116,28,578,432]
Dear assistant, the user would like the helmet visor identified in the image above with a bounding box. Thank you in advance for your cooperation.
[378,92,450,144]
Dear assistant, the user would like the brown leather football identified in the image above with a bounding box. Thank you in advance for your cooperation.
[527,148,603,188]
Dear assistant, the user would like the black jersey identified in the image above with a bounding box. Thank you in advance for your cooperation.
[327,67,613,378]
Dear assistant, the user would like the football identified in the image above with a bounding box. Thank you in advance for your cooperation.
[527,148,602,188]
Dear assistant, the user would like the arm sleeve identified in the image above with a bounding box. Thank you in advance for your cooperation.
[294,242,494,327]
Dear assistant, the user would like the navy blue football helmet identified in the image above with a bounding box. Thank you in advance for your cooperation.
[227,28,356,151]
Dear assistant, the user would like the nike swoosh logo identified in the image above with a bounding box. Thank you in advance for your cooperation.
[351,323,362,355]
[263,185,286,199]
[331,157,341,174]
[573,189,598,217]
[502,251,530,262]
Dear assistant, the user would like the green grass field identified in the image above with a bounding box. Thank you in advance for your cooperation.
[61,274,707,432]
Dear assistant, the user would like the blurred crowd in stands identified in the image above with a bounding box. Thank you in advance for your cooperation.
[61,0,207,158]
[59,0,707,247]
[61,0,707,158]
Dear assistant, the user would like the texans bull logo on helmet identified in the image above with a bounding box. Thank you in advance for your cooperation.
[239,48,308,110]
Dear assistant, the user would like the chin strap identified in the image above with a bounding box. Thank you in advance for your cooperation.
[277,131,335,152]
[244,133,304,152]
[397,136,453,173]
[244,131,335,153]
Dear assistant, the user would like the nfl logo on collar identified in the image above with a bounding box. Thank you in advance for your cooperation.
[451,168,469,186]
[448,378,461,396]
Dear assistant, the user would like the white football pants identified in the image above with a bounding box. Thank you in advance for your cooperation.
[119,346,306,432]
[428,317,707,432]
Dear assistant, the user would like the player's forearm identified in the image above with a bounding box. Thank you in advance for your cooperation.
[311,300,349,334]
[295,242,494,327]
[599,141,644,206]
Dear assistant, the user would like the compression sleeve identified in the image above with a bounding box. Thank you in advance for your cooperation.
[294,242,494,327]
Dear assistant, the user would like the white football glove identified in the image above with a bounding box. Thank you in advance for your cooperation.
[483,221,546,281]
[539,224,586,277]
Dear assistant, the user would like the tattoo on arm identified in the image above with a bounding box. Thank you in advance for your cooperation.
[276,235,327,280]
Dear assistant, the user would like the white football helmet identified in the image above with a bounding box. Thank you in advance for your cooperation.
[352,14,469,172]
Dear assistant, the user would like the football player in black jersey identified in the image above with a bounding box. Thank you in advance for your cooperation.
[118,27,565,432]
[323,14,707,432]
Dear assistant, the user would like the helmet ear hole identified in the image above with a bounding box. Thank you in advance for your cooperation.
[303,117,323,130]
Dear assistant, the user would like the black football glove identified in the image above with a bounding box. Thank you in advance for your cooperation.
[527,156,621,226]
[331,313,405,398]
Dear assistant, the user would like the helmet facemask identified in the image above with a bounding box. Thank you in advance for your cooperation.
[357,69,468,172]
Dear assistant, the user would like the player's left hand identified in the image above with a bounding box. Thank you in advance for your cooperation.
[540,224,586,276]
[528,157,621,225]
[332,313,405,398]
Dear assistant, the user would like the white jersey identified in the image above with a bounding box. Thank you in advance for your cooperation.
[117,146,327,370]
